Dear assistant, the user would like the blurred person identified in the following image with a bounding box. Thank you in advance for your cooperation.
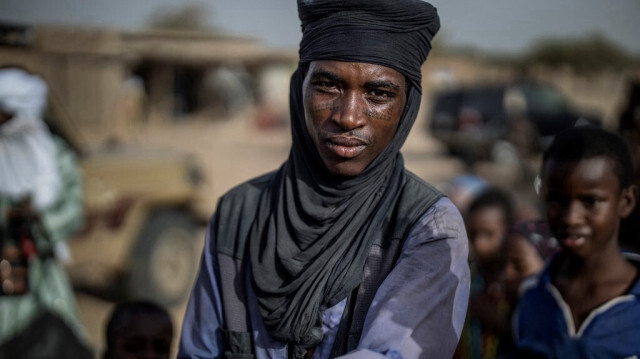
[462,220,560,359]
[438,174,489,215]
[0,67,92,358]
[618,78,640,254]
[178,1,470,358]
[103,300,174,359]
[455,187,515,359]
[502,219,560,308]
[466,187,515,271]
[514,126,640,357]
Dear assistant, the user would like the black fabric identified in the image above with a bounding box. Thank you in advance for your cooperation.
[298,0,440,91]
[221,328,254,359]
[0,310,94,359]
[215,0,441,356]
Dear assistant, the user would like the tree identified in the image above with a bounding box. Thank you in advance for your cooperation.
[147,3,214,31]
[523,33,638,74]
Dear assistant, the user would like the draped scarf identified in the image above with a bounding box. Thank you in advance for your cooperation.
[216,0,440,353]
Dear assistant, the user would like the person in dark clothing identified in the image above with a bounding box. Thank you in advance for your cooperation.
[456,187,515,359]
[103,300,174,359]
[178,1,470,358]
[502,219,560,308]
[514,126,640,357]
[618,79,640,254]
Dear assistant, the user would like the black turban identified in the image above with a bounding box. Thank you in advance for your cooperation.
[217,1,441,357]
[298,0,440,91]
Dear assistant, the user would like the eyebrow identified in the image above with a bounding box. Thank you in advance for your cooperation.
[364,80,401,92]
[310,69,343,84]
[310,69,401,92]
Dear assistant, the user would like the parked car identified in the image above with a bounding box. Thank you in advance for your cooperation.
[428,81,601,165]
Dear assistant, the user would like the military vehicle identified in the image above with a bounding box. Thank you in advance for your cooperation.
[1,23,211,306]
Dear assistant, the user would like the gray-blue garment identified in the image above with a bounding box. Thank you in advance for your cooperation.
[178,197,470,359]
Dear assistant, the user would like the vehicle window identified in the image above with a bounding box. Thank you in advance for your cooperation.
[431,91,463,131]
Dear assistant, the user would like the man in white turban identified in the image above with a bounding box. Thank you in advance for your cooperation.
[0,67,92,358]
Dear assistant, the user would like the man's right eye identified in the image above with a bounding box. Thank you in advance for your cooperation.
[312,80,337,89]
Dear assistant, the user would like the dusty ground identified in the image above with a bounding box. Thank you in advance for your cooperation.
[74,113,468,357]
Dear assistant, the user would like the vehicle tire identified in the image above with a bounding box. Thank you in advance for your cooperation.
[126,209,199,306]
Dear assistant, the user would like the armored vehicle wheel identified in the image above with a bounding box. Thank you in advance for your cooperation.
[126,209,199,306]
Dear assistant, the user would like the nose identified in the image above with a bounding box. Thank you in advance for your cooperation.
[561,200,584,226]
[333,91,366,130]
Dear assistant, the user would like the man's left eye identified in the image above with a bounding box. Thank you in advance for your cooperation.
[370,89,393,98]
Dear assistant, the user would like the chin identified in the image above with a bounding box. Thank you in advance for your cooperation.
[325,162,365,178]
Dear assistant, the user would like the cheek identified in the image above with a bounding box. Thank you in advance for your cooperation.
[363,106,396,123]
[302,91,321,139]
[369,108,402,147]
[303,92,338,134]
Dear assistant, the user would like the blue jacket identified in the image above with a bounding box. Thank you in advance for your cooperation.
[514,253,640,358]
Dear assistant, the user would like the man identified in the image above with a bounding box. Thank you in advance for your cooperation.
[0,67,91,357]
[179,1,470,358]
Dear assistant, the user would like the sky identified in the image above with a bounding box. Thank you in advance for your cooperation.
[1,0,639,55]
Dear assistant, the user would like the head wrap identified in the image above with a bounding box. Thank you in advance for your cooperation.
[298,0,440,91]
[508,220,560,261]
[0,68,61,210]
[216,1,440,355]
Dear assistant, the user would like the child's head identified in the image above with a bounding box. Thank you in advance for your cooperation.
[103,300,174,359]
[502,219,559,306]
[466,187,515,265]
[540,126,637,257]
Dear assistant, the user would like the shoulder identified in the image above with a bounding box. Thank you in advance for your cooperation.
[517,258,556,304]
[388,169,445,237]
[217,170,278,209]
[408,197,465,243]
[51,135,78,162]
[624,252,640,295]
[213,170,278,258]
[402,169,442,199]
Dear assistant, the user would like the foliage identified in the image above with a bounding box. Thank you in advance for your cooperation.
[146,3,214,31]
[523,33,639,73]
[438,33,640,74]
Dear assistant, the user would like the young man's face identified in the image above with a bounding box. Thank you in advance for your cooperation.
[302,60,407,177]
[541,157,636,258]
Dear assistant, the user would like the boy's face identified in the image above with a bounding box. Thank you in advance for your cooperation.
[541,156,636,258]
[467,206,508,264]
[111,313,173,359]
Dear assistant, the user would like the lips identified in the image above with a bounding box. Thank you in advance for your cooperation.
[559,233,587,249]
[324,136,368,159]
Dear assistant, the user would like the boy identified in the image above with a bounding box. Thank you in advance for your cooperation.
[103,300,173,359]
[514,126,640,357]
[456,187,515,358]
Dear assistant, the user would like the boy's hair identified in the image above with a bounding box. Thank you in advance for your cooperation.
[542,126,633,189]
[467,186,515,227]
[104,300,173,353]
